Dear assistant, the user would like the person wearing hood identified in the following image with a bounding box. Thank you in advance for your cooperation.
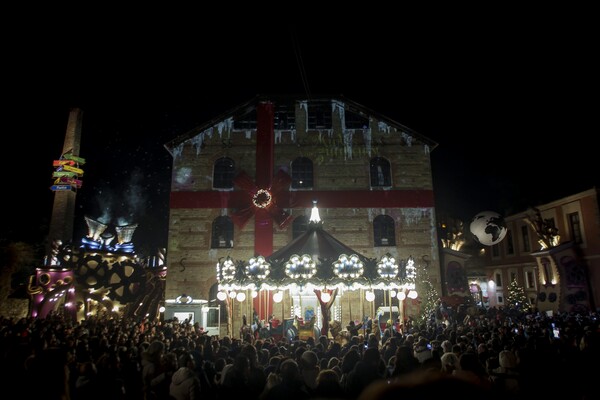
[170,351,202,400]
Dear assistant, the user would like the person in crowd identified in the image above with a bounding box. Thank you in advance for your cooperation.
[142,340,165,399]
[346,320,363,338]
[169,351,202,400]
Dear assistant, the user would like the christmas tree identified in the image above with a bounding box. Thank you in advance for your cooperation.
[416,263,439,327]
[506,279,531,312]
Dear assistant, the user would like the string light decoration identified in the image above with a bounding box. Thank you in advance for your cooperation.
[404,256,416,290]
[175,294,193,304]
[245,256,270,280]
[217,257,236,282]
[285,254,316,279]
[252,189,272,208]
[377,253,399,278]
[333,254,364,278]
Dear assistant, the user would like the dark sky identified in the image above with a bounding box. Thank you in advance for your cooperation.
[4,11,598,256]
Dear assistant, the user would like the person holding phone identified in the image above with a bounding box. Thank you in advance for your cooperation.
[413,337,433,364]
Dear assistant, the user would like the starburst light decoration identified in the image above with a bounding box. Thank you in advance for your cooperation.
[377,254,399,278]
[285,254,316,279]
[333,254,364,278]
[404,256,416,289]
[217,257,236,282]
[245,256,270,280]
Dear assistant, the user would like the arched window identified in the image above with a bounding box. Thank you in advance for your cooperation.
[211,216,233,248]
[369,157,391,188]
[292,215,309,239]
[373,215,395,247]
[213,157,235,189]
[291,157,313,189]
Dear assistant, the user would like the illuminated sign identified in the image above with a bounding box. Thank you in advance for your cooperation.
[62,165,84,175]
[52,171,78,178]
[50,184,73,191]
[62,153,86,164]
[54,177,82,188]
[53,160,76,166]
[51,152,85,191]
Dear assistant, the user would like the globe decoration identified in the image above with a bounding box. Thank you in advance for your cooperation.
[470,211,507,246]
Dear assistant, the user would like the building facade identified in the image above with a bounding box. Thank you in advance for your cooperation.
[481,188,599,313]
[163,96,442,334]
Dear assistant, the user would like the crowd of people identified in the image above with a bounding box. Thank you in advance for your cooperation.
[0,304,598,400]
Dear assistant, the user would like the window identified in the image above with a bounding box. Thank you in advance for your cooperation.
[274,102,296,130]
[510,271,517,283]
[529,297,536,305]
[233,109,257,130]
[291,157,313,189]
[541,257,554,285]
[497,295,504,304]
[506,230,514,255]
[211,216,233,248]
[373,215,395,247]
[568,212,582,244]
[495,272,502,287]
[369,157,391,187]
[492,244,499,258]
[213,157,235,189]
[292,216,309,239]
[307,101,332,129]
[526,270,536,289]
[344,108,369,129]
[521,225,531,252]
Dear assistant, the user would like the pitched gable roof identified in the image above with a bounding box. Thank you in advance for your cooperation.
[163,94,438,155]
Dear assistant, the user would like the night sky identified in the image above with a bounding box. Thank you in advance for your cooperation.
[4,11,598,257]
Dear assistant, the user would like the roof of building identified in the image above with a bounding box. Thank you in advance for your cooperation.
[217,205,413,291]
[164,94,438,154]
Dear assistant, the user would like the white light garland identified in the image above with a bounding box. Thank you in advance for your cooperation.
[220,258,236,281]
[245,256,270,279]
[285,254,316,279]
[377,254,398,278]
[404,256,416,289]
[334,254,364,278]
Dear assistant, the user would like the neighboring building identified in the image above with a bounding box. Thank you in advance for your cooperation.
[477,188,599,313]
[163,95,442,335]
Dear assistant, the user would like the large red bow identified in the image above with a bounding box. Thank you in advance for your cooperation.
[231,169,293,229]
